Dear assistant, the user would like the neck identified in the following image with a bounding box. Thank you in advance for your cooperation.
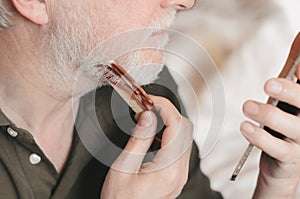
[0,18,98,173]
[0,62,79,155]
[0,85,78,137]
[0,31,81,173]
[0,27,80,136]
[0,56,78,139]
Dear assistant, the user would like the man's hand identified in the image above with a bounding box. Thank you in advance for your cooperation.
[241,68,300,198]
[101,96,193,199]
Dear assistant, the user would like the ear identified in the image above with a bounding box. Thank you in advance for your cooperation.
[11,0,49,25]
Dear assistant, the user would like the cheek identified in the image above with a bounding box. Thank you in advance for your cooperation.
[90,1,155,38]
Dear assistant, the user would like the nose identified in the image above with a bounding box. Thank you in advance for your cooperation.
[161,0,195,10]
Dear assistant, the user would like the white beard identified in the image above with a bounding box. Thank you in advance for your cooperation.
[39,3,175,94]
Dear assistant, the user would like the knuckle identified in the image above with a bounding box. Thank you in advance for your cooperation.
[294,134,300,143]
[174,114,183,123]
[107,168,127,179]
[283,85,294,99]
[159,97,172,107]
[128,136,140,145]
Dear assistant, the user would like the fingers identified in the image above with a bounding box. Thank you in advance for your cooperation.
[241,76,300,143]
[241,74,300,161]
[150,95,182,128]
[114,95,193,175]
[144,96,193,170]
[152,117,193,168]
[126,111,157,150]
[150,95,193,148]
[264,78,300,108]
[110,96,193,198]
[141,145,192,197]
[243,100,300,143]
[112,111,157,173]
[240,121,295,162]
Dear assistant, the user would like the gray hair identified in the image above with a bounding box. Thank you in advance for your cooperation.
[0,0,12,30]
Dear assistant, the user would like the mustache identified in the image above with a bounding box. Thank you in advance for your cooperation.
[83,9,177,67]
[150,9,177,29]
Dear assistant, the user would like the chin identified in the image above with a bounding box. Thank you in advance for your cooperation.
[140,49,165,64]
[128,62,164,85]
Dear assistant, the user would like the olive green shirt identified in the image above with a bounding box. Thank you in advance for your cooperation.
[0,67,223,199]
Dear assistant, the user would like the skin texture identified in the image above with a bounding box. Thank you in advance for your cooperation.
[241,68,300,198]
[0,0,193,173]
[101,96,193,199]
[0,0,196,198]
[0,0,300,198]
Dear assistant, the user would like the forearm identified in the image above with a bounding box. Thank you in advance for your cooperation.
[253,172,299,199]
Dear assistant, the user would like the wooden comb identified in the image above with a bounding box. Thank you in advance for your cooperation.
[102,61,153,114]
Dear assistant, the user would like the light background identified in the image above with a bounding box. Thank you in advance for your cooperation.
[165,1,300,198]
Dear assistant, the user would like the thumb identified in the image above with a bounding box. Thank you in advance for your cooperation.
[112,111,157,173]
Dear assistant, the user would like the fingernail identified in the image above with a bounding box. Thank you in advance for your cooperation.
[241,122,255,134]
[244,101,259,115]
[138,112,152,127]
[267,80,282,94]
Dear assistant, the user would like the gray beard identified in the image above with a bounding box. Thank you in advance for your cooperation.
[38,4,172,96]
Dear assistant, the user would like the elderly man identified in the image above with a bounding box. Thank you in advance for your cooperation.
[0,0,300,198]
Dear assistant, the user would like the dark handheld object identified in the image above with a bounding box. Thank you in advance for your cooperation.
[264,80,300,139]
[231,32,300,181]
[102,61,162,150]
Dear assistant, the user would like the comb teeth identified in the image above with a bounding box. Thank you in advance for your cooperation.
[101,61,153,114]
[103,66,121,86]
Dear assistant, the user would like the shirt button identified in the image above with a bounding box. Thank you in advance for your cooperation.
[29,153,41,165]
[7,127,18,137]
